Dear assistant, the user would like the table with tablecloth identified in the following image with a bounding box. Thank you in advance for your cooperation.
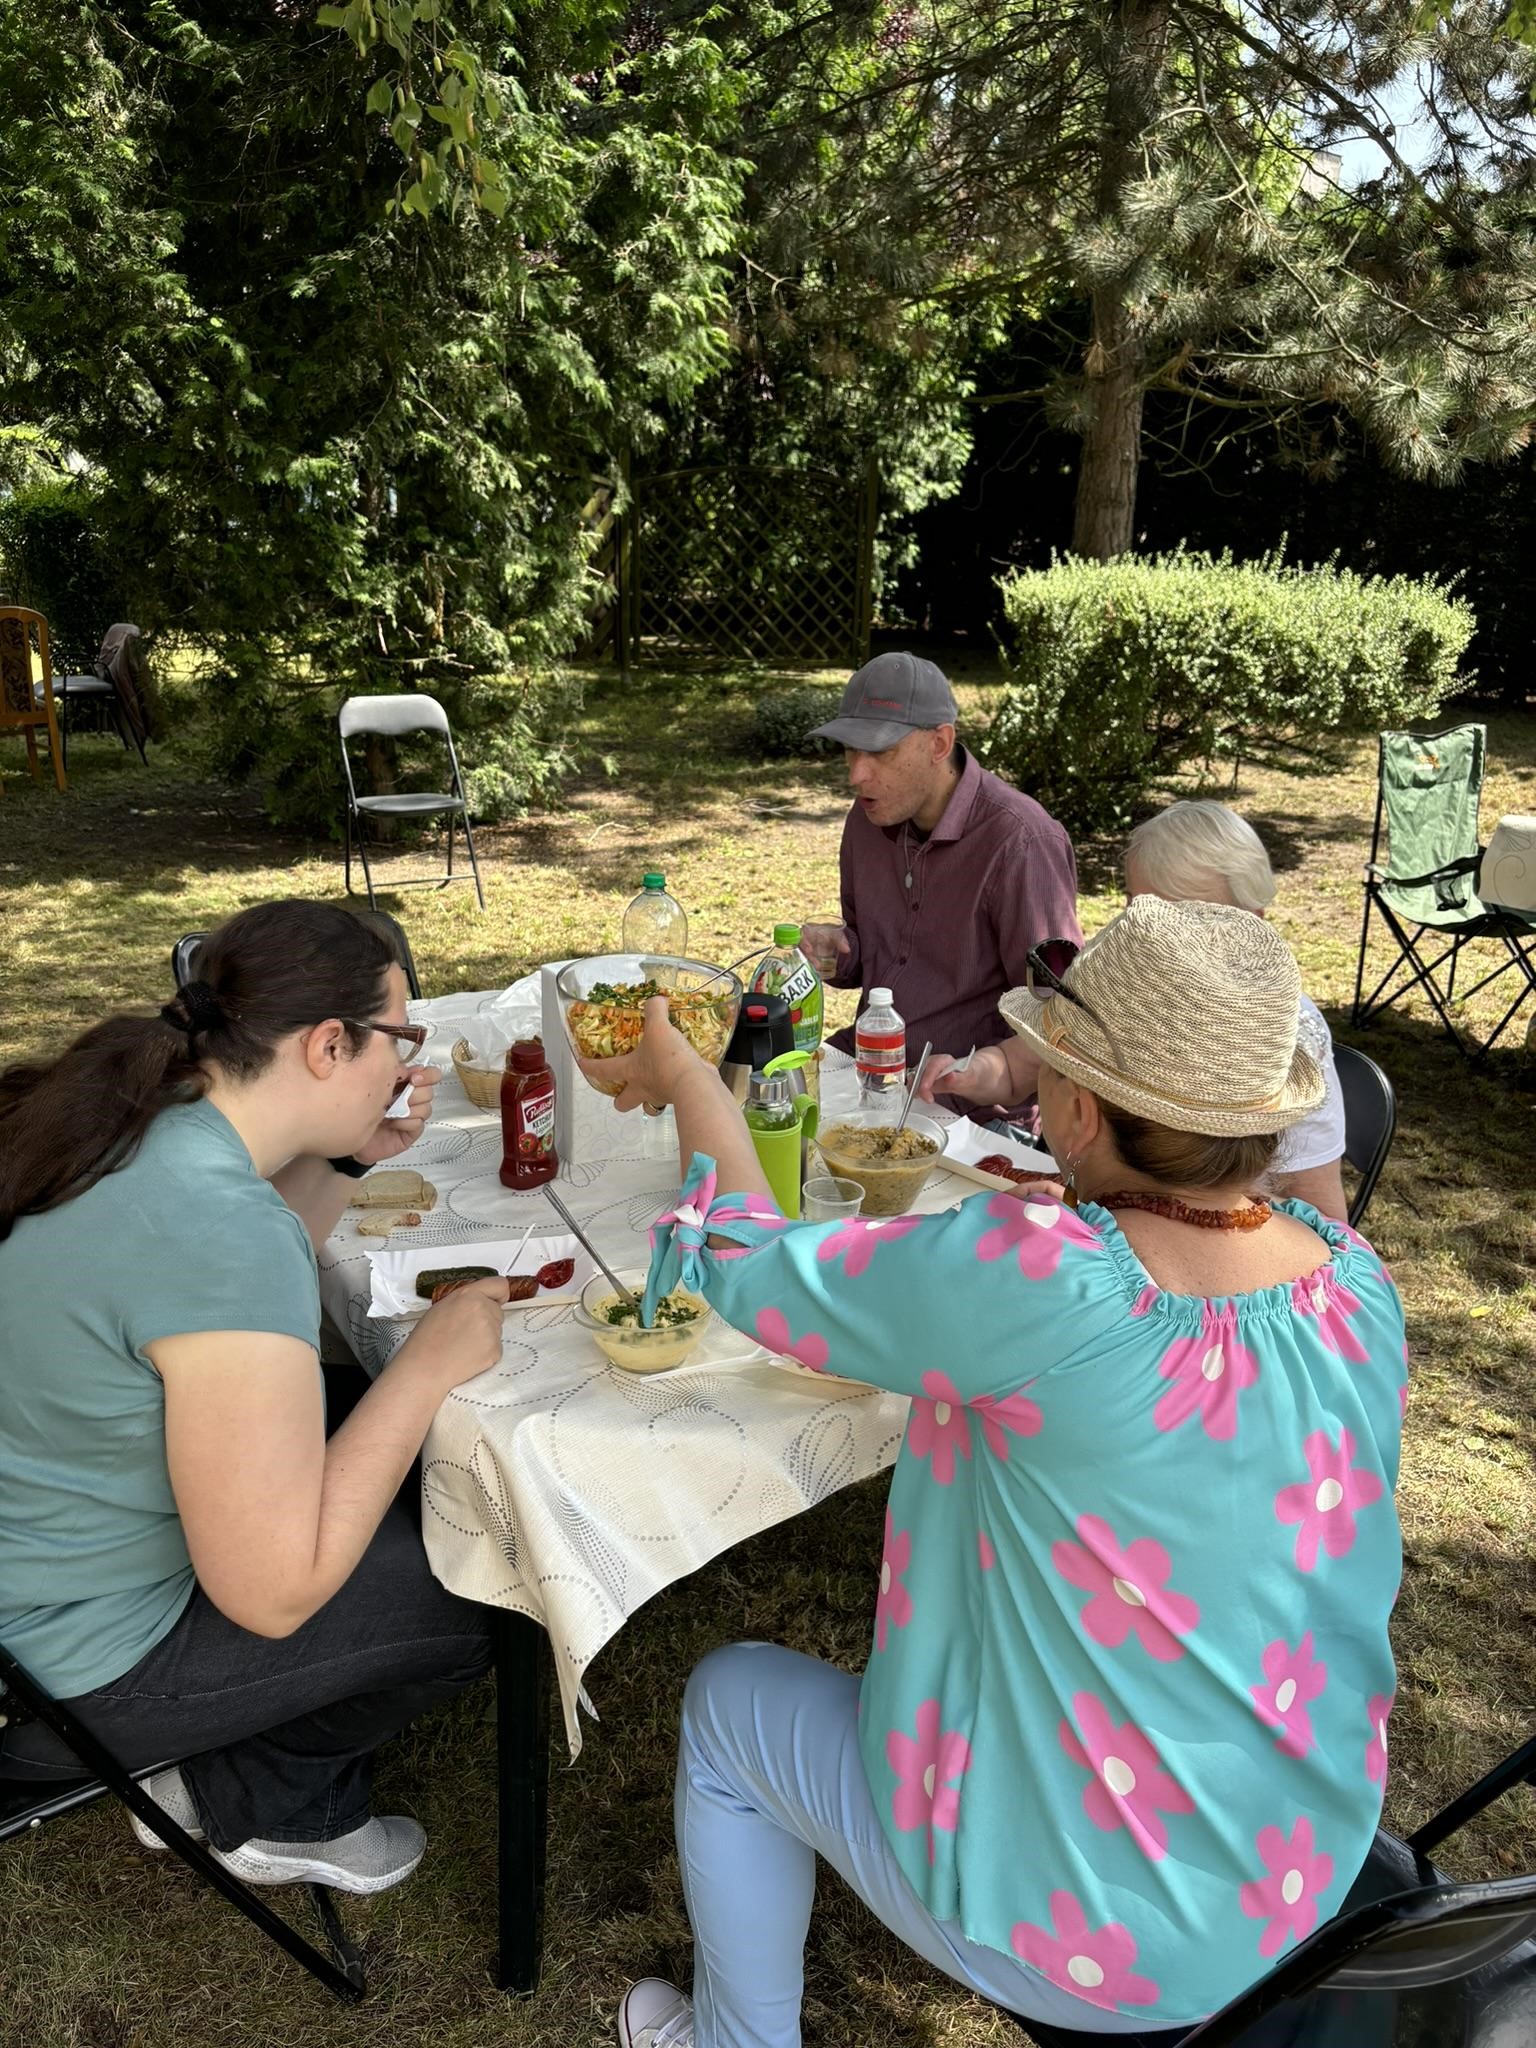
[314,985,991,1990]
[314,988,987,1759]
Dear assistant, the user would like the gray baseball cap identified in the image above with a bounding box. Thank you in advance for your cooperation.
[808,651,959,752]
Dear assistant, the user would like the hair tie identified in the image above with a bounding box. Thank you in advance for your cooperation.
[159,979,226,1039]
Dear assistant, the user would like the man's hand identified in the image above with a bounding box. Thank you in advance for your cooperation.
[579,996,710,1112]
[800,921,850,979]
[352,1065,441,1166]
[918,1045,1010,1105]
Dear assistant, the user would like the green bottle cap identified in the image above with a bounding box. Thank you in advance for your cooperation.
[643,872,665,890]
[772,923,802,946]
[763,1050,813,1076]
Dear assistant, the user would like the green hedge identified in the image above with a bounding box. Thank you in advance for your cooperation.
[981,550,1475,833]
[0,480,125,662]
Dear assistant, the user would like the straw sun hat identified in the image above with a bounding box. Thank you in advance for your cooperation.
[998,895,1325,1137]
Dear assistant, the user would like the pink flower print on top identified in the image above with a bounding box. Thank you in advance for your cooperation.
[1365,1691,1394,1788]
[908,1371,972,1484]
[1240,1818,1334,1957]
[1291,1270,1370,1364]
[1130,1284,1160,1318]
[972,1387,1043,1459]
[887,1699,972,1864]
[1273,1428,1384,1572]
[977,1529,996,1571]
[976,1191,1100,1282]
[1059,1693,1194,1861]
[876,1512,914,1652]
[1010,1892,1161,2012]
[1153,1302,1259,1442]
[753,1307,829,1375]
[1052,1516,1200,1662]
[1250,1633,1328,1759]
[816,1213,923,1279]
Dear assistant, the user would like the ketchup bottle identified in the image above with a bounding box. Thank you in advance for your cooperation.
[499,1038,558,1189]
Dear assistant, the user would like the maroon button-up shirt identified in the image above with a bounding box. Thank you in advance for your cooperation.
[827,747,1081,1115]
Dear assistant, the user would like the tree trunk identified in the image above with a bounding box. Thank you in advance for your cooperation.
[1070,0,1170,560]
[1072,297,1146,558]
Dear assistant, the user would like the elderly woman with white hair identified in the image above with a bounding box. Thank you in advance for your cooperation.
[1123,801,1347,1221]
[924,800,1348,1220]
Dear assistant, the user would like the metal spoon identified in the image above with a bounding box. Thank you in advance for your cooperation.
[893,1041,933,1137]
[545,1186,645,1322]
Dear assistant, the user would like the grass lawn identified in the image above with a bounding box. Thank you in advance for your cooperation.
[1,661,1533,2048]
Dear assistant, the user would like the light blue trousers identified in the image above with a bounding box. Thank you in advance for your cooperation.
[675,1642,1149,2047]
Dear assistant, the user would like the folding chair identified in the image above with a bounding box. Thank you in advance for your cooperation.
[56,624,154,768]
[1333,1043,1396,1230]
[0,604,65,793]
[1,1640,364,2002]
[1352,726,1536,1059]
[339,695,485,913]
[172,909,423,1002]
[1012,1728,1536,2047]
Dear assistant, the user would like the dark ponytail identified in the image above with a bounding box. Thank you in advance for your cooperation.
[0,901,401,1239]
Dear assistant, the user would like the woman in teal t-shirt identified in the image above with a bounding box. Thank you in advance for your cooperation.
[0,901,512,1894]
[584,897,1405,2048]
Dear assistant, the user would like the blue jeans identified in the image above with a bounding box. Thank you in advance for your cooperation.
[675,1643,1149,2045]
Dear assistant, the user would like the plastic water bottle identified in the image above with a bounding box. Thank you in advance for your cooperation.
[856,987,906,1113]
[749,924,824,1058]
[622,872,688,958]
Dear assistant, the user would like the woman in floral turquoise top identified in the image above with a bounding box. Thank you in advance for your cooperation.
[586,898,1405,2048]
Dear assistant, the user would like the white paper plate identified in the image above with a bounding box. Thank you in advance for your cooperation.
[367,1232,593,1319]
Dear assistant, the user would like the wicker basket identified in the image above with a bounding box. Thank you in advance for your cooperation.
[451,1038,504,1112]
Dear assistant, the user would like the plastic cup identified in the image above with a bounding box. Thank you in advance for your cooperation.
[802,1175,864,1223]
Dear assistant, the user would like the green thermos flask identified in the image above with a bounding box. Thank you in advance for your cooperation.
[742,1056,818,1219]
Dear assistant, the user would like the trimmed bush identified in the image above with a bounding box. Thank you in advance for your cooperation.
[0,480,125,662]
[981,550,1475,833]
[743,685,843,760]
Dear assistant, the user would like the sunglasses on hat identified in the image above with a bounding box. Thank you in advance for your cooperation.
[1026,940,1122,1065]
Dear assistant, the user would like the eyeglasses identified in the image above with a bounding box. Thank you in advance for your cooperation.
[1026,940,1122,1065]
[344,1019,430,1060]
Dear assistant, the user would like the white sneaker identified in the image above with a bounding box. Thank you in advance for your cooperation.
[212,1815,426,1895]
[616,1978,696,2048]
[129,1767,207,1851]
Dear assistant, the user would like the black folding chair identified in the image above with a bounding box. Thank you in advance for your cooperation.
[1012,1730,1536,2048]
[1353,725,1536,1060]
[172,909,423,1002]
[1334,1042,1396,1231]
[1,1640,364,2002]
[339,694,485,913]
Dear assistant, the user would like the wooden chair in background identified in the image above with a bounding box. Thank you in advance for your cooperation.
[0,605,66,793]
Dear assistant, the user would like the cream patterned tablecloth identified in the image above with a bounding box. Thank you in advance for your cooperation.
[317,991,983,1754]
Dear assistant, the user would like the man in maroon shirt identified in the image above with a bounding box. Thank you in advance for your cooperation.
[801,651,1081,1117]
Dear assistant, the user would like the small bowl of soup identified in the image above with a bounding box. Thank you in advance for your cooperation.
[573,1268,714,1374]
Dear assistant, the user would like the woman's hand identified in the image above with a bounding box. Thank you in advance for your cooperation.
[579,995,710,1113]
[396,1275,514,1389]
[353,1064,441,1165]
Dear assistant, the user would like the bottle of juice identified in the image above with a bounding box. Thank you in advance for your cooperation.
[499,1038,558,1189]
[622,872,688,958]
[749,924,824,1058]
[855,987,906,1113]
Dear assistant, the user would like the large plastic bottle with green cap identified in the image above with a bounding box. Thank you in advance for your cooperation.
[621,872,688,958]
[748,922,823,1058]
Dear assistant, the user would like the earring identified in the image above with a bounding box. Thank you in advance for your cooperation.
[1061,1153,1080,1209]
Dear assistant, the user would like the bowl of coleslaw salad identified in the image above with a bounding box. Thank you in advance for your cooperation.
[556,954,743,1096]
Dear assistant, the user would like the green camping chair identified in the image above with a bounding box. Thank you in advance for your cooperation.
[1352,725,1536,1058]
